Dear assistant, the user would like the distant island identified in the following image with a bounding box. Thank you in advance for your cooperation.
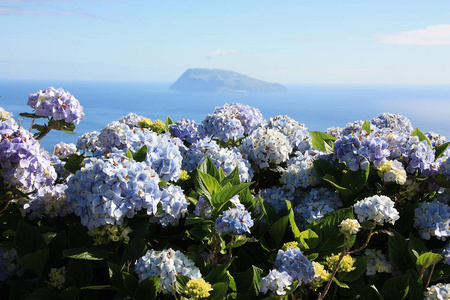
[170,68,287,93]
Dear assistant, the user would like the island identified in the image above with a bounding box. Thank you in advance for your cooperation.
[170,68,287,93]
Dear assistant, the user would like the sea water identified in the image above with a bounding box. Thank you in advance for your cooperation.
[1,79,449,152]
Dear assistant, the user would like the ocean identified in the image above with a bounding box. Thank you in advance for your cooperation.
[1,79,449,152]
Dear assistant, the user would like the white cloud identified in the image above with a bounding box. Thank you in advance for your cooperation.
[207,49,239,58]
[375,24,450,45]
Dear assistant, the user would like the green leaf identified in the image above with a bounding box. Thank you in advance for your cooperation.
[164,116,173,127]
[313,159,341,181]
[209,282,228,300]
[321,174,354,200]
[59,286,80,300]
[81,285,121,291]
[19,112,48,119]
[121,237,147,267]
[332,277,350,289]
[19,248,49,277]
[14,221,47,257]
[133,145,148,162]
[126,148,133,159]
[410,127,432,147]
[184,214,214,226]
[212,182,253,211]
[199,171,222,196]
[286,200,301,239]
[416,252,442,273]
[339,256,368,282]
[360,285,385,300]
[381,274,410,300]
[269,214,289,248]
[362,120,372,133]
[235,265,263,297]
[435,174,450,188]
[205,258,234,284]
[435,142,450,160]
[310,131,337,152]
[261,199,279,226]
[25,287,60,300]
[341,167,369,195]
[63,247,110,260]
[107,262,123,288]
[62,154,85,174]
[388,229,414,273]
[128,216,151,239]
[175,275,191,295]
[407,269,424,300]
[221,166,240,186]
[122,271,139,295]
[199,156,220,179]
[66,259,93,287]
[408,233,428,263]
[135,276,160,300]
[298,228,319,251]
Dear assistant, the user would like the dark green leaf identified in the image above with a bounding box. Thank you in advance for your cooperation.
[310,131,336,152]
[341,167,369,195]
[185,214,214,226]
[269,214,289,248]
[63,247,110,260]
[407,269,423,300]
[435,142,450,160]
[19,112,48,119]
[410,127,432,147]
[209,282,228,300]
[360,285,385,300]
[128,216,151,239]
[122,271,139,295]
[235,265,263,297]
[313,159,341,180]
[121,238,147,267]
[381,274,410,300]
[408,233,428,263]
[388,229,414,273]
[298,229,319,251]
[107,262,123,288]
[19,249,49,277]
[261,199,279,226]
[212,182,253,211]
[63,154,85,174]
[135,276,160,300]
[286,200,301,239]
[133,145,148,162]
[66,259,93,287]
[205,258,234,284]
[14,220,47,257]
[435,174,450,188]
[25,287,60,300]
[339,256,367,282]
[81,285,121,291]
[175,275,191,295]
[59,286,80,300]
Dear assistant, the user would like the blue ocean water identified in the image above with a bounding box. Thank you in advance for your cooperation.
[1,79,449,152]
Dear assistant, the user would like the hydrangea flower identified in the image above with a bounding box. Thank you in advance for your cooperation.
[20,183,70,220]
[403,136,437,175]
[294,187,343,229]
[65,153,162,229]
[135,248,202,294]
[151,184,188,227]
[364,249,392,276]
[442,242,450,265]
[325,126,343,138]
[414,199,450,241]
[260,270,293,296]
[169,119,201,144]
[118,112,144,128]
[260,185,299,213]
[240,127,292,169]
[426,132,446,148]
[0,246,24,281]
[181,138,221,173]
[0,120,56,193]
[326,253,356,272]
[48,267,66,289]
[311,262,331,289]
[184,278,212,299]
[377,160,407,185]
[215,207,253,235]
[370,113,413,134]
[267,115,311,151]
[423,283,450,300]
[333,134,370,171]
[339,219,361,235]
[440,157,450,181]
[359,134,390,167]
[0,107,16,124]
[353,195,400,225]
[194,196,213,219]
[87,223,132,245]
[76,131,101,153]
[52,142,78,158]
[341,120,376,136]
[27,87,85,123]
[280,150,321,189]
[273,247,314,284]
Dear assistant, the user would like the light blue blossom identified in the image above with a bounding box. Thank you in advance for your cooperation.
[151,184,188,227]
[135,248,202,294]
[215,207,253,235]
[52,142,77,158]
[404,136,437,175]
[76,131,100,153]
[439,158,450,181]
[260,185,299,213]
[273,247,314,285]
[267,115,311,151]
[370,113,413,134]
[261,270,293,296]
[442,242,450,265]
[0,246,24,281]
[424,283,450,300]
[333,134,370,171]
[118,112,144,128]
[169,119,201,144]
[414,199,450,241]
[354,195,400,225]
[194,196,213,219]
[20,183,70,220]
[280,150,321,189]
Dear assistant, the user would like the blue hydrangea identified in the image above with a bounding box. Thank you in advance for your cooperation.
[50,155,72,181]
[442,242,450,265]
[359,135,390,167]
[169,119,201,144]
[240,127,292,169]
[273,247,314,285]
[294,187,343,229]
[439,158,450,181]
[181,138,221,173]
[27,87,85,124]
[20,183,71,220]
[280,150,321,189]
[215,207,254,235]
[403,136,437,175]
[375,128,410,159]
[267,115,311,151]
[414,199,450,241]
[437,189,450,205]
[151,184,188,227]
[65,153,162,229]
[135,248,202,294]
[370,113,413,134]
[354,195,400,225]
[194,196,213,219]
[118,113,144,128]
[326,126,343,138]
[333,134,370,171]
[97,121,134,151]
[424,283,450,300]
[198,103,263,142]
[52,142,78,158]
[0,120,56,193]
[76,131,101,153]
[260,185,299,213]
[260,270,293,296]
[341,120,376,136]
[0,246,24,281]
[426,132,447,148]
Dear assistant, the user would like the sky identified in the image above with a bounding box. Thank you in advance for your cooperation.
[1,0,450,84]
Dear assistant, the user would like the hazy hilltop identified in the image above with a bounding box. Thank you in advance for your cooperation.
[170,68,287,93]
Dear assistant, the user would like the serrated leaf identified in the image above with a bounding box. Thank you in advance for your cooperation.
[297,228,319,250]
[121,237,147,266]
[63,247,110,260]
[362,120,372,133]
[310,131,336,152]
[199,156,220,179]
[199,171,222,196]
[381,274,410,300]
[175,275,191,295]
[411,127,432,147]
[416,252,442,273]
[133,145,148,162]
[212,182,253,211]
[435,142,450,160]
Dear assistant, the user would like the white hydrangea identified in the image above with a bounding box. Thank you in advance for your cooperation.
[241,127,292,168]
[353,195,399,225]
[339,219,361,235]
[377,160,407,185]
[260,269,293,296]
[424,283,450,300]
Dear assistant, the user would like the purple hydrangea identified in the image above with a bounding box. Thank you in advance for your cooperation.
[359,135,390,167]
[0,120,56,193]
[403,137,437,175]
[194,196,213,219]
[267,115,312,151]
[341,120,376,136]
[273,247,314,285]
[439,158,450,181]
[0,246,24,281]
[414,199,450,241]
[169,119,201,144]
[215,207,253,235]
[27,87,85,124]
[181,138,221,172]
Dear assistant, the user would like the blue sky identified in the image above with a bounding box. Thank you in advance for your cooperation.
[1,0,449,84]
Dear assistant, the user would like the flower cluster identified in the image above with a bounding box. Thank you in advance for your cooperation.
[423,283,450,300]
[169,119,201,144]
[370,113,414,134]
[267,115,311,151]
[326,253,356,273]
[194,196,213,219]
[260,185,299,212]
[52,142,78,158]
[273,247,315,284]
[20,183,70,220]
[440,157,450,181]
[0,120,56,193]
[364,249,392,276]
[87,223,132,245]
[47,267,66,289]
[260,270,293,296]
[413,199,450,240]
[151,184,189,227]
[118,112,144,128]
[184,278,212,299]
[280,150,321,189]
[27,87,85,123]
[76,131,101,153]
[353,195,400,225]
[311,262,331,289]
[215,207,253,235]
[0,246,23,281]
[377,160,407,185]
[135,248,202,294]
[333,134,370,171]
[339,218,361,235]
[403,136,437,175]
[241,127,292,168]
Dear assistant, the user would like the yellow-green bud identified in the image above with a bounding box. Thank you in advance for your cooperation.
[184,278,212,299]
[138,118,153,128]
[150,119,166,133]
[326,253,356,273]
[282,241,299,251]
[339,218,361,235]
[178,170,190,181]
[48,267,66,289]
[312,262,331,289]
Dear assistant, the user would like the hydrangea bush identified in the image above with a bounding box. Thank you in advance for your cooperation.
[1,90,450,300]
